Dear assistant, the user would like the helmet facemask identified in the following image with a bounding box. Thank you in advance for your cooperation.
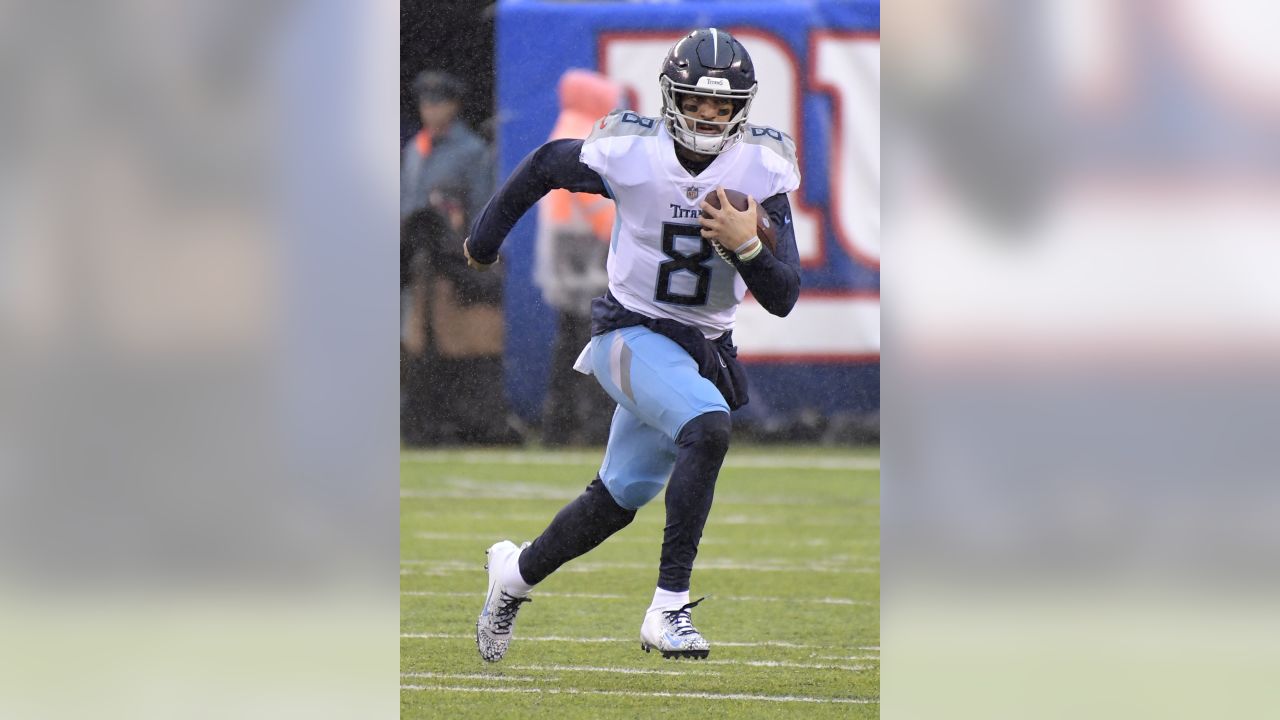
[660,74,757,156]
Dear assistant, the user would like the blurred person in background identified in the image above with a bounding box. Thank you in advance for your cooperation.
[464,28,801,662]
[401,71,519,446]
[401,71,491,221]
[533,69,621,448]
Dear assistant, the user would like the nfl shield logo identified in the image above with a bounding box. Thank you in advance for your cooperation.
[685,186,700,201]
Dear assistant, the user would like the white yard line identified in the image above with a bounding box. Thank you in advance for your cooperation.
[565,560,877,573]
[427,477,868,506]
[401,560,876,575]
[815,654,881,661]
[401,590,873,606]
[400,684,877,704]
[506,664,720,677]
[402,590,628,600]
[714,514,874,526]
[411,531,678,544]
[400,672,542,682]
[403,632,630,644]
[401,633,849,650]
[405,510,869,526]
[403,489,862,507]
[703,659,870,672]
[730,595,875,606]
[402,450,879,472]
[409,532,871,550]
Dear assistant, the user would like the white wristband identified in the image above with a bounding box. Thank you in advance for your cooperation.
[735,236,762,262]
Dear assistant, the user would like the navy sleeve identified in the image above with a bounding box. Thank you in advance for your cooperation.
[464,138,608,264]
[732,193,802,317]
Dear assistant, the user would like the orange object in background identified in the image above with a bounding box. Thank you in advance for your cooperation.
[541,69,621,244]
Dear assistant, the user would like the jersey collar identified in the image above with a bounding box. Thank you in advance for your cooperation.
[658,124,738,181]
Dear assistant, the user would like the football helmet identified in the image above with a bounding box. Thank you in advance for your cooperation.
[659,28,758,156]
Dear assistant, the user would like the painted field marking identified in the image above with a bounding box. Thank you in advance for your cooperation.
[506,664,721,677]
[714,513,877,526]
[400,684,878,704]
[421,476,876,507]
[411,531,733,546]
[401,633,855,650]
[411,531,686,544]
[732,595,875,606]
[400,672,542,682]
[401,590,873,607]
[403,632,632,644]
[402,450,879,472]
[702,659,870,672]
[403,590,628,600]
[816,654,881,662]
[403,488,867,507]
[410,532,870,549]
[405,510,873,527]
[401,560,875,574]
[563,560,876,573]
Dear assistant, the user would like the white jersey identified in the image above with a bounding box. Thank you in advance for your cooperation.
[579,111,801,337]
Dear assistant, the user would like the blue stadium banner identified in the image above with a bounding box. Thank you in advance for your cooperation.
[495,0,880,423]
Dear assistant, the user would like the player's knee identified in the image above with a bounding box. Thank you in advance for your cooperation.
[676,410,731,459]
[593,474,652,514]
[612,480,665,511]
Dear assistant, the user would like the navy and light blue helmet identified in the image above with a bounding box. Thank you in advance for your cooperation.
[659,28,758,155]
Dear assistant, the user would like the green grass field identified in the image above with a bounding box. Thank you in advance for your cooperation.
[401,446,880,718]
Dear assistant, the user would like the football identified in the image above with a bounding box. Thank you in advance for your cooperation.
[703,188,777,255]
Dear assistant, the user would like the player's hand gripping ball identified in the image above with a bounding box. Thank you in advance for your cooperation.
[701,188,776,263]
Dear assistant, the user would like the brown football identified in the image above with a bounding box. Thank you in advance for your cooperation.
[703,188,777,253]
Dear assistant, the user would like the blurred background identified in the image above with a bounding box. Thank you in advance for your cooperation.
[883,0,1280,717]
[399,0,881,449]
[0,1,399,717]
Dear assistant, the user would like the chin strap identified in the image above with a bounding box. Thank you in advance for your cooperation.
[669,115,742,156]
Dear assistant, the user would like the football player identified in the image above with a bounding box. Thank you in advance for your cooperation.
[466,28,801,661]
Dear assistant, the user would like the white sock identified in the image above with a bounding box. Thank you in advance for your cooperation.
[647,586,690,613]
[499,546,533,597]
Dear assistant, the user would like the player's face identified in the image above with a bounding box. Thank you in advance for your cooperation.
[678,95,735,135]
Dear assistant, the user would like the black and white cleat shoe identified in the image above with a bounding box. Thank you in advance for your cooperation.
[475,541,531,662]
[639,597,711,659]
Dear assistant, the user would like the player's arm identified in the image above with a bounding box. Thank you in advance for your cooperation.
[731,192,801,317]
[463,138,608,268]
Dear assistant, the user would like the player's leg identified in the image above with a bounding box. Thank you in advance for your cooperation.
[658,409,730,594]
[587,326,730,658]
[517,405,673,583]
[476,405,669,662]
[640,411,729,660]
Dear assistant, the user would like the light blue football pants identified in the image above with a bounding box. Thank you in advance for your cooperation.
[576,325,730,510]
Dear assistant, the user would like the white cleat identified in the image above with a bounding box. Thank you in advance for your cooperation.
[640,596,710,659]
[476,540,531,663]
